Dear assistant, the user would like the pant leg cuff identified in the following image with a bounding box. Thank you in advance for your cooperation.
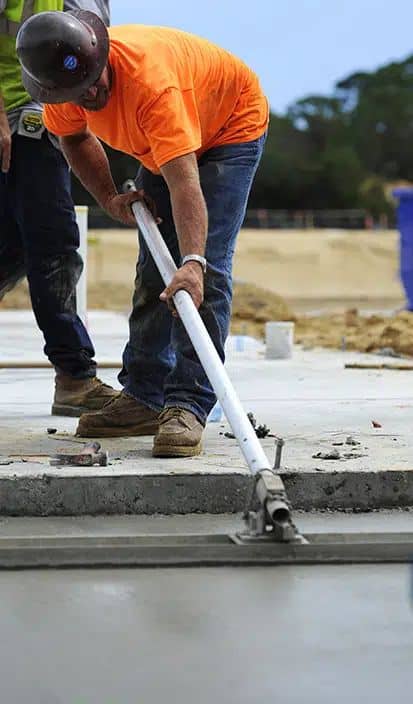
[54,366,96,380]
[123,386,163,413]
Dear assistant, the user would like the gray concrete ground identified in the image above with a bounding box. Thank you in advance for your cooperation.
[0,560,411,703]
[1,311,413,514]
[0,508,411,703]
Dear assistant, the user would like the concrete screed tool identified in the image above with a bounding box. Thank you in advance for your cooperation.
[123,180,302,546]
[41,180,404,568]
[4,190,411,569]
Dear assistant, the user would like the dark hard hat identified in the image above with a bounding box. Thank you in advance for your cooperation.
[16,10,109,104]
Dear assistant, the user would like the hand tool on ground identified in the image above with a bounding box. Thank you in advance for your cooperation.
[123,179,303,544]
[50,441,108,467]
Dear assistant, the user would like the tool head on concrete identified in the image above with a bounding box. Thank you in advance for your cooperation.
[50,441,109,467]
[16,10,109,104]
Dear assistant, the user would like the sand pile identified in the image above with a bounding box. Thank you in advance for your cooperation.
[231,282,296,336]
[231,282,413,357]
[295,309,413,356]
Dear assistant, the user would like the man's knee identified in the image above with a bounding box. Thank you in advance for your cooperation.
[0,242,26,300]
[27,251,83,303]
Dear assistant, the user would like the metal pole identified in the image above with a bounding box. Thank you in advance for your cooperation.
[126,184,302,540]
[75,205,88,326]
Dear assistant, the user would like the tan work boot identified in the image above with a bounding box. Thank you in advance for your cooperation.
[152,408,204,458]
[52,375,119,417]
[76,391,160,437]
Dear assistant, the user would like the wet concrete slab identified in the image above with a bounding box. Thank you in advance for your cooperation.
[1,311,413,514]
[0,561,411,703]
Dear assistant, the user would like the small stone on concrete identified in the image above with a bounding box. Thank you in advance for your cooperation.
[312,449,341,460]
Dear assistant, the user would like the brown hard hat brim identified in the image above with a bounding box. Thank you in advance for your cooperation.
[21,69,85,104]
[21,9,109,105]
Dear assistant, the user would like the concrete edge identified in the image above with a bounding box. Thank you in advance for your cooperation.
[0,470,412,515]
[0,473,251,516]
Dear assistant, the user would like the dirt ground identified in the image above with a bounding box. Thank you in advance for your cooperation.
[2,227,411,356]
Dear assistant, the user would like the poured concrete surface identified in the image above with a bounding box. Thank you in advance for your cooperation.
[1,311,413,514]
[0,562,411,703]
[0,509,411,537]
[0,515,411,701]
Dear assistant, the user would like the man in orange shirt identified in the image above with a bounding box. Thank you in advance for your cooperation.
[16,10,269,457]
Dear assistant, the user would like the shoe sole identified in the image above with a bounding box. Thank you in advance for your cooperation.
[152,441,202,458]
[76,422,159,438]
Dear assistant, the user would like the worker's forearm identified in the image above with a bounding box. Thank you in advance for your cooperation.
[169,184,208,257]
[60,131,118,208]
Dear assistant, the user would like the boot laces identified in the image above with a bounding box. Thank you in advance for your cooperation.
[160,407,187,424]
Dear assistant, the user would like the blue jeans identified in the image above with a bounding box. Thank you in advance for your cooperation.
[119,133,266,424]
[0,132,96,378]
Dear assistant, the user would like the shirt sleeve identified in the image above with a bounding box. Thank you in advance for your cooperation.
[138,87,202,169]
[43,103,87,137]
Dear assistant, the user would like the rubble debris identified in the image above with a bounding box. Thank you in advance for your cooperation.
[247,412,275,439]
[223,412,275,440]
[312,449,341,460]
[256,424,274,439]
[345,436,361,446]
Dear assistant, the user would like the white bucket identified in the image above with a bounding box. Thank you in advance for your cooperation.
[265,321,294,359]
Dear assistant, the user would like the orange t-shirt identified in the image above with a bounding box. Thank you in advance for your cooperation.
[43,25,269,173]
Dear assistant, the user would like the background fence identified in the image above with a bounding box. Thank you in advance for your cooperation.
[86,206,393,230]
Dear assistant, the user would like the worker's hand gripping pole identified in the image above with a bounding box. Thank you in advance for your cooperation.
[124,180,301,542]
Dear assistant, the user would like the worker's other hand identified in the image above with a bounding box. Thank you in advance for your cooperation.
[160,261,204,314]
[104,190,160,227]
[0,109,12,173]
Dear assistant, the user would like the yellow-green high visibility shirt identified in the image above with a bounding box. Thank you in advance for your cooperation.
[0,0,63,111]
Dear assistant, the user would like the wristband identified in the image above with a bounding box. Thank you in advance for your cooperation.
[181,254,207,273]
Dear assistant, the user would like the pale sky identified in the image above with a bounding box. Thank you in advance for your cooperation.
[111,0,413,113]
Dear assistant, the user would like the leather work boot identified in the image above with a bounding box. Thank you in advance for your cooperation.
[76,391,160,437]
[52,375,119,417]
[152,408,204,458]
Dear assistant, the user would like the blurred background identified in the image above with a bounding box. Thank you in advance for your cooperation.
[4,0,413,356]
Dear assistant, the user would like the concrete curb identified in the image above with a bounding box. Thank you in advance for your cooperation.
[283,471,413,511]
[0,469,412,516]
[0,473,251,516]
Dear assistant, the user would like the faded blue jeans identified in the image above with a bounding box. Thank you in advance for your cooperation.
[119,132,267,424]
